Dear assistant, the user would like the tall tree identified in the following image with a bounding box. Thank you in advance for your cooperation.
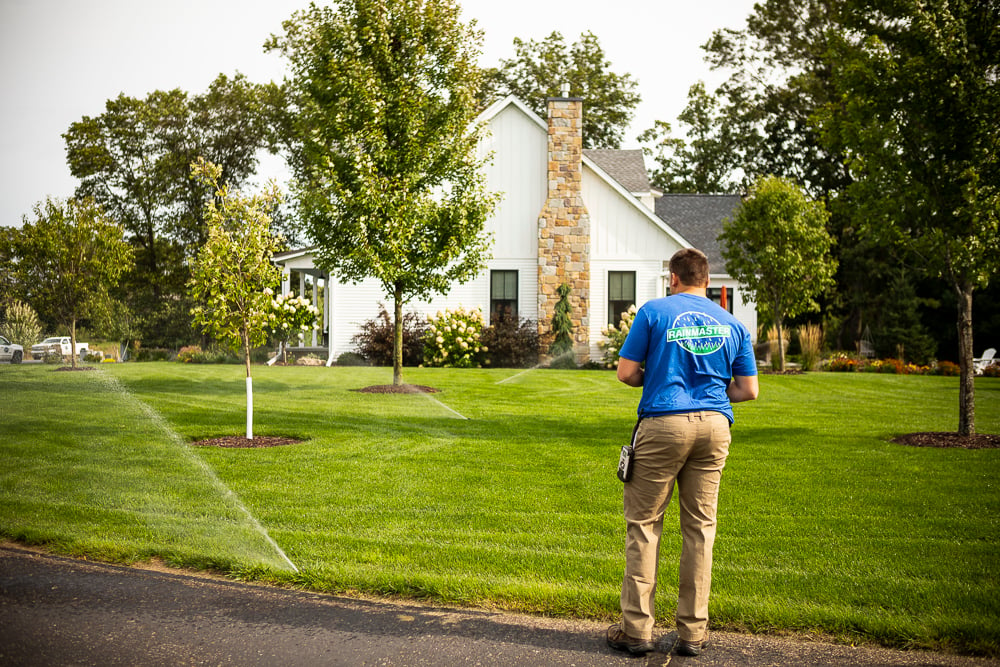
[63,73,283,347]
[482,31,641,149]
[656,0,935,358]
[188,159,283,439]
[720,175,838,371]
[638,82,738,193]
[267,0,499,386]
[821,0,1000,435]
[12,198,134,368]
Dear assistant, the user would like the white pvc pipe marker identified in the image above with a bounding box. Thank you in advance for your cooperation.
[246,376,254,440]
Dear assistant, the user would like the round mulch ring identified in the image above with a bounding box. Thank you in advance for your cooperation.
[353,384,439,394]
[892,432,1000,449]
[191,436,301,448]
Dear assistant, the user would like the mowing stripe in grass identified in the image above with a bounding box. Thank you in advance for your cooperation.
[91,370,299,572]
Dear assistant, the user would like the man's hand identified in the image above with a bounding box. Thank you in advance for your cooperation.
[727,375,759,403]
[617,357,644,387]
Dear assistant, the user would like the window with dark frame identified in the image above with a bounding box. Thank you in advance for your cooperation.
[608,271,636,327]
[707,287,733,313]
[490,270,518,324]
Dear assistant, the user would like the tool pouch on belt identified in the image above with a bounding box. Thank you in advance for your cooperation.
[616,419,641,483]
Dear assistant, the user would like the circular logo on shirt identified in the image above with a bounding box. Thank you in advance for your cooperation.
[667,311,731,355]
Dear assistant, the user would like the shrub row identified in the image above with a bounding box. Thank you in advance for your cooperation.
[825,354,964,376]
[351,305,540,369]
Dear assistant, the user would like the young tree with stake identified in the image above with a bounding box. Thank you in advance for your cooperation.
[188,158,283,439]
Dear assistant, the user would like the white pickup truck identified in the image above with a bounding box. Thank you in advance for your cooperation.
[0,335,23,364]
[31,336,89,361]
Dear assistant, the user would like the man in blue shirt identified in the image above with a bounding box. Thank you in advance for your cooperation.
[607,248,758,657]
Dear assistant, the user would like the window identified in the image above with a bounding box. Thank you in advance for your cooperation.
[707,287,733,313]
[490,270,518,323]
[608,271,636,326]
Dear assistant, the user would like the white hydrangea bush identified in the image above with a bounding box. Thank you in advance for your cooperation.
[599,304,637,369]
[266,289,320,344]
[423,306,487,368]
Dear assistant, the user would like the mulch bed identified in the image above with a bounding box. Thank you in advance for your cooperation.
[191,436,301,448]
[352,384,439,394]
[892,432,1000,449]
[55,366,96,371]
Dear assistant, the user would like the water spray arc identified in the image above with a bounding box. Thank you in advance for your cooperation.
[92,371,299,573]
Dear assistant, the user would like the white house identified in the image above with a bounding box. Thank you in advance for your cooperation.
[273,93,756,365]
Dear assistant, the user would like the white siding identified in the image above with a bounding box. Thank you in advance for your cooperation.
[479,104,546,261]
[585,167,682,263]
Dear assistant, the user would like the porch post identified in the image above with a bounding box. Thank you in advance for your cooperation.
[298,273,306,347]
[325,275,336,367]
[312,278,319,346]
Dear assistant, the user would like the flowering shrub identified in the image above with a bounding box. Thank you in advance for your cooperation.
[982,363,1000,378]
[866,358,905,374]
[176,345,204,363]
[266,290,320,346]
[600,305,637,369]
[933,360,961,376]
[423,307,487,368]
[826,354,859,372]
[826,354,934,374]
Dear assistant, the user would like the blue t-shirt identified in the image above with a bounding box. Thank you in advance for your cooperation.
[619,292,757,423]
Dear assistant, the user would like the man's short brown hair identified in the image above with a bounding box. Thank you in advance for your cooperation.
[669,248,710,287]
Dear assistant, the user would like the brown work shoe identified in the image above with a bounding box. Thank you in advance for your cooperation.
[606,624,655,655]
[675,633,710,656]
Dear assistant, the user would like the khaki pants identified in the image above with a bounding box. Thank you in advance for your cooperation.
[620,411,731,642]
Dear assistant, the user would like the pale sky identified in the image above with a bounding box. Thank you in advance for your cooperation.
[0,0,758,229]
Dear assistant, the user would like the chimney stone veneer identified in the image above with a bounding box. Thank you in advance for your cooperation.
[538,96,590,361]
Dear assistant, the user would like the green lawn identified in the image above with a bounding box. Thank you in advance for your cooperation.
[1,363,997,655]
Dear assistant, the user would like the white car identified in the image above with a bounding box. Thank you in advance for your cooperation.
[0,335,23,364]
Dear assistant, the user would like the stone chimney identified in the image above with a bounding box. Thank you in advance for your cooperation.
[537,90,590,362]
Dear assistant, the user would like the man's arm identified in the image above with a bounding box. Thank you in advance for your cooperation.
[727,375,759,403]
[617,357,644,387]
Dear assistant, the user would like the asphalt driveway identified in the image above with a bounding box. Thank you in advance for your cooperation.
[1,544,996,666]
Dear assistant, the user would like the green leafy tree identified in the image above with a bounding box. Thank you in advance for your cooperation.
[720,175,837,370]
[820,0,1000,435]
[63,74,284,347]
[667,0,933,359]
[12,198,134,368]
[697,0,850,196]
[188,159,283,439]
[639,83,738,193]
[482,31,641,149]
[268,0,499,386]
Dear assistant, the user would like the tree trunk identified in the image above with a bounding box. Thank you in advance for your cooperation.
[70,319,78,370]
[956,282,975,436]
[393,283,404,386]
[244,330,254,440]
[775,316,786,372]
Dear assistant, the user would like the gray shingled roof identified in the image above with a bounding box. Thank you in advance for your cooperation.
[583,149,651,194]
[654,194,742,272]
